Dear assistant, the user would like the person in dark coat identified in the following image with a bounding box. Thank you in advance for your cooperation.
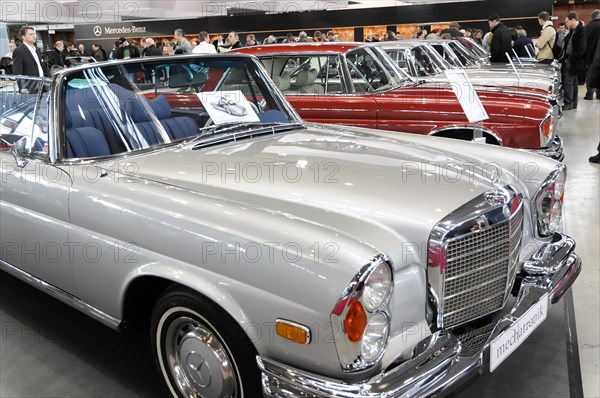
[441,21,464,38]
[513,29,534,58]
[46,41,65,70]
[77,44,91,57]
[488,15,512,63]
[560,12,587,110]
[584,9,600,100]
[115,37,140,59]
[12,26,50,78]
[587,39,600,163]
[66,43,78,57]
[142,38,162,57]
[91,44,107,61]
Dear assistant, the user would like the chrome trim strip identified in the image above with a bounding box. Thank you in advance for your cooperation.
[444,275,506,301]
[443,294,505,317]
[445,260,507,281]
[0,259,121,330]
[50,74,61,164]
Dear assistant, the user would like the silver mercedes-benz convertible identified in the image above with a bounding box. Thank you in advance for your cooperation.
[0,54,581,398]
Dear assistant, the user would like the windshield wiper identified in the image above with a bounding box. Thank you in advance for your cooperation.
[197,122,265,138]
[192,122,306,150]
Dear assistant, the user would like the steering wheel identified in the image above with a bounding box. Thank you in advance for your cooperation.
[370,71,387,89]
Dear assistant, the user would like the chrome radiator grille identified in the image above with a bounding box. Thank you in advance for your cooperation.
[442,207,524,329]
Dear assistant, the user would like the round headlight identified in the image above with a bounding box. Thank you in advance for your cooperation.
[363,262,393,312]
[553,171,566,201]
[538,191,553,216]
[535,166,566,236]
[548,199,563,232]
[360,313,390,363]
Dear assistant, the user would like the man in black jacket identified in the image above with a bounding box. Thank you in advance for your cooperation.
[142,38,162,57]
[561,12,587,110]
[488,15,512,63]
[77,44,90,57]
[46,41,65,71]
[12,26,50,78]
[115,37,140,59]
[587,39,600,163]
[584,9,600,100]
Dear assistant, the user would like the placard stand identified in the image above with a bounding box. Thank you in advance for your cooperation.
[473,121,485,143]
[506,52,523,82]
[444,69,489,143]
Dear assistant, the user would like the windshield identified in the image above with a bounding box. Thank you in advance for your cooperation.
[410,45,450,76]
[460,38,489,59]
[0,77,51,156]
[259,53,346,95]
[345,46,409,92]
[447,41,479,67]
[61,56,298,159]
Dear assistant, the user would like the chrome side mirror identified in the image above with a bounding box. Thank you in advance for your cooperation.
[0,134,29,168]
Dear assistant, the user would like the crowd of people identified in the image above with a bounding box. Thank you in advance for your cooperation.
[2,11,599,108]
[1,9,599,160]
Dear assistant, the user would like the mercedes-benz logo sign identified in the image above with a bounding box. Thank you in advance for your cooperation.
[93,26,102,37]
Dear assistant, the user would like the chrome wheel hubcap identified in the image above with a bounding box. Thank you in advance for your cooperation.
[163,314,238,398]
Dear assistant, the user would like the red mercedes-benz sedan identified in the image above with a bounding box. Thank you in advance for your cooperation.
[234,42,563,160]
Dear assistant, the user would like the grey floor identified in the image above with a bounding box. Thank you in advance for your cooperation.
[0,91,598,397]
[561,92,600,398]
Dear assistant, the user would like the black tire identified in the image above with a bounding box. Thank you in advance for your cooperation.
[151,286,262,398]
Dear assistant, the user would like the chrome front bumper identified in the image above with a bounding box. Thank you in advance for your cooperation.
[530,136,565,162]
[258,233,581,398]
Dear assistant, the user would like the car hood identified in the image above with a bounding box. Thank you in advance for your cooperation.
[478,64,557,77]
[416,75,554,101]
[464,70,555,92]
[117,124,507,266]
[387,82,551,116]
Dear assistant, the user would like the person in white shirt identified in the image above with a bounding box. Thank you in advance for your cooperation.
[12,26,49,78]
[192,31,217,54]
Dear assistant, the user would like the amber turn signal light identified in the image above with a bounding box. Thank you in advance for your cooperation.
[543,118,552,137]
[344,301,368,342]
[276,320,311,345]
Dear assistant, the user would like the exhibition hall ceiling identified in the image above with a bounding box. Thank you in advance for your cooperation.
[0,0,485,24]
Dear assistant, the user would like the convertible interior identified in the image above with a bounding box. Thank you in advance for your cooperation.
[61,59,289,159]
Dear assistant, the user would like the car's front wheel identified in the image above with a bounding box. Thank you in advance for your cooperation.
[151,286,261,398]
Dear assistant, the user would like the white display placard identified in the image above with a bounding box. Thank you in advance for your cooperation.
[444,69,489,124]
[489,294,549,372]
[197,90,260,125]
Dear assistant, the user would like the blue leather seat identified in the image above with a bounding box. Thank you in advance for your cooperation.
[66,127,111,158]
[125,98,165,146]
[148,95,198,140]
[65,84,132,155]
[64,85,199,158]
[258,110,288,123]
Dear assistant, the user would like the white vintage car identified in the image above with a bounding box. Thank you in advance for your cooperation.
[380,41,561,99]
[0,54,581,398]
